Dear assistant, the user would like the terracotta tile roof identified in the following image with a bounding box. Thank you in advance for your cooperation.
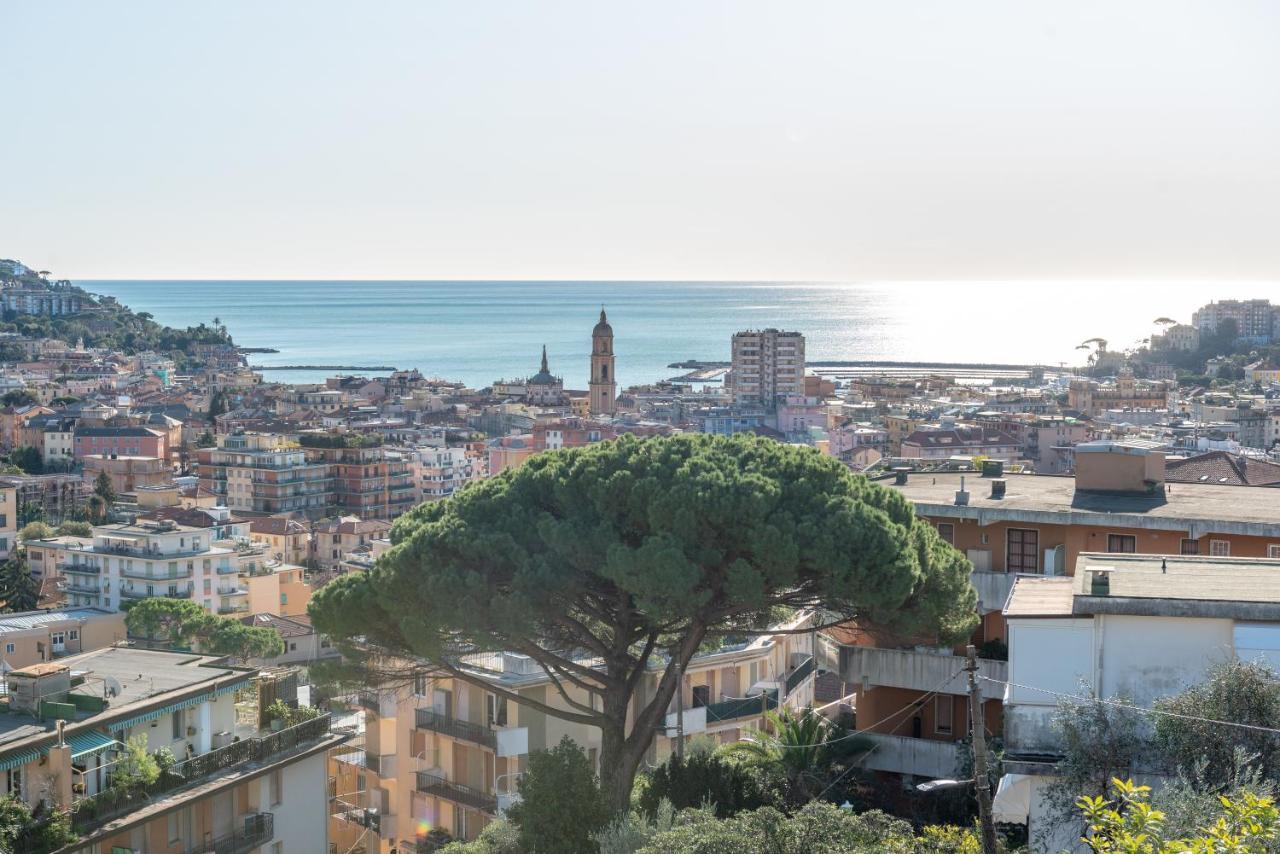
[1165,451,1280,487]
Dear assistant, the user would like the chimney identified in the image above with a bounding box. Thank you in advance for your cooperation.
[1090,570,1111,596]
[990,478,1006,499]
[954,475,970,506]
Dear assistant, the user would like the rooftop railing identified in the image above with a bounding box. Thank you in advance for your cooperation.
[72,714,331,833]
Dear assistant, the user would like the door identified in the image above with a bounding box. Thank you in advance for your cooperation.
[433,688,453,719]
[212,791,233,838]
[966,549,992,572]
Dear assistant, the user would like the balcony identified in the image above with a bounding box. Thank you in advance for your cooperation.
[216,563,239,574]
[414,709,496,750]
[217,585,249,596]
[218,604,250,615]
[60,562,102,575]
[859,732,963,779]
[120,566,194,581]
[63,582,101,596]
[72,714,332,833]
[704,689,778,725]
[840,646,1005,701]
[415,771,497,814]
[784,656,815,695]
[194,811,274,854]
[971,570,1021,613]
[120,587,194,600]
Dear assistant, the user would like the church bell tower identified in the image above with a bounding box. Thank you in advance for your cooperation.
[589,308,616,416]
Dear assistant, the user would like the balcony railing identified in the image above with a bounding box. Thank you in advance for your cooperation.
[216,563,239,574]
[194,811,274,854]
[60,562,102,574]
[120,567,194,580]
[785,656,815,695]
[63,582,101,596]
[72,714,331,833]
[704,690,777,724]
[415,771,498,813]
[414,709,497,750]
[120,587,194,600]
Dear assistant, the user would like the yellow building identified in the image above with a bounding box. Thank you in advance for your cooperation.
[329,611,818,849]
[243,562,312,618]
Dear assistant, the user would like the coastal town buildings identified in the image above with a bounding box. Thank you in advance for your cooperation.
[1067,368,1170,417]
[1192,298,1276,344]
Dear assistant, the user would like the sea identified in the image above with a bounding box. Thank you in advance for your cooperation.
[74,280,1263,389]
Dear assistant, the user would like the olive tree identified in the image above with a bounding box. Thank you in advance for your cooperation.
[310,434,976,811]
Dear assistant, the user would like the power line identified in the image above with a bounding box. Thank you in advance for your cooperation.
[735,668,965,750]
[980,675,1280,737]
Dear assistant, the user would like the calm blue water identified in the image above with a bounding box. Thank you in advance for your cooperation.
[75,280,1231,388]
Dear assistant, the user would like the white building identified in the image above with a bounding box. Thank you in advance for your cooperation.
[31,519,251,616]
[997,553,1280,851]
[730,329,805,411]
[413,446,483,502]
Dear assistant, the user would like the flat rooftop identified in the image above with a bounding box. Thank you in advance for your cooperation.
[887,472,1280,537]
[1005,553,1280,619]
[0,607,116,633]
[0,647,249,756]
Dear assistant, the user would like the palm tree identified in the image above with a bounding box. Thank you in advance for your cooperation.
[727,707,871,805]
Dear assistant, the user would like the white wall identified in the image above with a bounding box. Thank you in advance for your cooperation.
[1098,615,1233,706]
[269,750,330,852]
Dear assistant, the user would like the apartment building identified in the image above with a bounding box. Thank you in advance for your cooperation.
[0,482,15,559]
[412,446,482,503]
[242,561,311,619]
[0,473,85,529]
[729,329,805,410]
[73,425,168,462]
[330,612,817,849]
[0,607,125,668]
[1024,415,1091,474]
[27,519,251,616]
[303,444,416,520]
[997,553,1280,850]
[1192,298,1276,343]
[248,516,312,566]
[899,426,1022,463]
[0,647,342,853]
[888,441,1280,577]
[197,433,333,519]
[81,454,171,494]
[312,517,393,572]
[833,570,1011,790]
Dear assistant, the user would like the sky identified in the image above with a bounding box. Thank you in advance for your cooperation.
[3,2,1280,282]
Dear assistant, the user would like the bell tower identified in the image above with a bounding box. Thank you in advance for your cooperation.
[590,307,616,416]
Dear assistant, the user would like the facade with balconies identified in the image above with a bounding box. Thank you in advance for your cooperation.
[328,611,819,848]
[0,646,343,853]
[30,519,247,616]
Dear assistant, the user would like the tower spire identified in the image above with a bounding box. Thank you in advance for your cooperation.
[600,305,607,323]
[540,345,548,373]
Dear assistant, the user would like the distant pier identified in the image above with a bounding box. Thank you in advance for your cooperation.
[251,364,398,372]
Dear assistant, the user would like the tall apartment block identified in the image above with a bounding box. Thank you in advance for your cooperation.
[730,329,805,410]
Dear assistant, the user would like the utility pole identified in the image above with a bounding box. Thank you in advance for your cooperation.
[966,644,998,854]
[675,662,685,761]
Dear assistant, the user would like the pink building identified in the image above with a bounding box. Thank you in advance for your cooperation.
[73,426,167,461]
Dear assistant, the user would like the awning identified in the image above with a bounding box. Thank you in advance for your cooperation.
[0,746,42,773]
[107,678,250,733]
[993,773,1034,824]
[69,730,120,760]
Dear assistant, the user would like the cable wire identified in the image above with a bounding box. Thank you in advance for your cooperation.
[980,675,1280,737]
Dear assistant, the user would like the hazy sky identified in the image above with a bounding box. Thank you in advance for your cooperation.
[4,2,1279,281]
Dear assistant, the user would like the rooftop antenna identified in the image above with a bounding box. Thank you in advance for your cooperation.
[1161,557,1167,574]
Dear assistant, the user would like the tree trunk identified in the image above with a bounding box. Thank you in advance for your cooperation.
[598,722,650,814]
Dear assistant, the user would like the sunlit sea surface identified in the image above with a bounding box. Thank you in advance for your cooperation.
[77,281,1272,388]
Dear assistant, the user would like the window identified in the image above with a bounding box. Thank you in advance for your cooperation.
[51,632,64,646]
[289,643,297,651]
[1210,540,1231,557]
[1006,529,1039,573]
[68,630,78,641]
[1181,539,1200,555]
[5,643,13,655]
[269,769,283,806]
[1269,545,1280,560]
[691,685,711,708]
[1107,534,1136,554]
[167,812,182,843]
[936,523,955,545]
[172,708,184,741]
[5,768,20,799]
[934,695,954,735]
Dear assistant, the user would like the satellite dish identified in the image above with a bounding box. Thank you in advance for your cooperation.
[103,675,123,699]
